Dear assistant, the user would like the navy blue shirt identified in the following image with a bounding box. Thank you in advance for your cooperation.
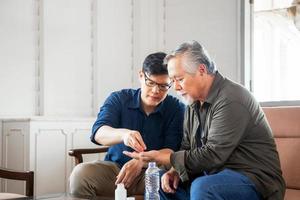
[91,88,185,167]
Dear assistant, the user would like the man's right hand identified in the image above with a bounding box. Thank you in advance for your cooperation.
[161,168,180,193]
[115,159,144,189]
[122,130,147,152]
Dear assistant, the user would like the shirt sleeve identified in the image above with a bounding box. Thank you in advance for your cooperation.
[180,107,192,151]
[171,100,251,181]
[162,101,185,151]
[168,106,191,181]
[90,92,122,145]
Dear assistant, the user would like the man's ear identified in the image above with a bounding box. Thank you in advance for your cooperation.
[198,64,207,75]
[138,71,144,81]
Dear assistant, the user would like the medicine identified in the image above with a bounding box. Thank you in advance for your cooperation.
[115,183,127,200]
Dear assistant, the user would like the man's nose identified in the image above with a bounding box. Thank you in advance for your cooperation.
[173,81,182,91]
[151,85,160,93]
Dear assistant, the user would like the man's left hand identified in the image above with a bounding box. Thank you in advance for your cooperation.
[123,149,173,166]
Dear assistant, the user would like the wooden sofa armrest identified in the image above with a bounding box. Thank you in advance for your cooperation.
[68,146,109,165]
[0,167,34,197]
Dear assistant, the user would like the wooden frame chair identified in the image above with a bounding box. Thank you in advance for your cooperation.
[0,167,34,198]
[68,146,109,166]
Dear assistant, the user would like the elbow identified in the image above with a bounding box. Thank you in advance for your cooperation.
[94,134,108,146]
[204,147,229,169]
[93,127,107,145]
[186,148,228,173]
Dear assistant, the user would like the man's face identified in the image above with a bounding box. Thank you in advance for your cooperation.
[139,72,171,108]
[167,55,200,105]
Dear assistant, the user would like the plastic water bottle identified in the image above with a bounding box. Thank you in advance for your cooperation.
[115,183,127,200]
[145,162,160,200]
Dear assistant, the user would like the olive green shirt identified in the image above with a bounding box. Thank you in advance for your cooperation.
[170,72,285,200]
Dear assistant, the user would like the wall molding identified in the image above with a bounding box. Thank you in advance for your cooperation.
[91,0,98,116]
[131,0,135,87]
[34,0,44,116]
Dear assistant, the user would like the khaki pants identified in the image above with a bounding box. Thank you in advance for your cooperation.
[69,160,145,198]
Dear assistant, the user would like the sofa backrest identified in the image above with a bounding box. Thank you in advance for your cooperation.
[262,106,300,191]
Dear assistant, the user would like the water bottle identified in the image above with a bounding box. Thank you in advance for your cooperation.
[145,162,160,200]
[115,183,127,200]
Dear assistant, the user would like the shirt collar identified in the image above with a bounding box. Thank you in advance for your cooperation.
[205,71,225,104]
[128,89,141,109]
[153,99,166,115]
[127,88,165,115]
[190,71,224,111]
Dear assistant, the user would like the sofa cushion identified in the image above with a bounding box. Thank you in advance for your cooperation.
[263,107,300,193]
[275,138,300,189]
[284,189,300,200]
[263,107,300,138]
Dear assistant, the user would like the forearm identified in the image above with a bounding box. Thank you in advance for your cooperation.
[139,149,172,169]
[94,125,128,145]
[158,148,173,154]
[156,148,174,166]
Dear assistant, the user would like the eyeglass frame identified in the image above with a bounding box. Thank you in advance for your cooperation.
[143,72,172,92]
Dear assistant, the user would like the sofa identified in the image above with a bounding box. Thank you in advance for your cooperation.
[263,106,300,200]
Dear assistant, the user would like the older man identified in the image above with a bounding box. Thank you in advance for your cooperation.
[124,41,285,200]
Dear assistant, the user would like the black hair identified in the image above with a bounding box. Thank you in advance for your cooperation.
[142,52,168,75]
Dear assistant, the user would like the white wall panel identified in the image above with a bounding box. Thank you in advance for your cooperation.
[132,0,165,88]
[35,129,67,195]
[2,122,29,195]
[0,0,35,116]
[165,0,240,82]
[95,0,133,110]
[5,129,25,194]
[43,0,93,117]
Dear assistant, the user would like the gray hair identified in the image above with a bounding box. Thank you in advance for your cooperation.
[164,40,217,74]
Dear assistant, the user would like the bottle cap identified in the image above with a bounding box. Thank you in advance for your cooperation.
[117,183,125,189]
[148,162,156,167]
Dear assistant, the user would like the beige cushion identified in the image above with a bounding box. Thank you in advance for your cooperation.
[284,189,300,200]
[0,193,26,199]
[275,138,300,190]
[263,106,300,138]
[263,107,300,200]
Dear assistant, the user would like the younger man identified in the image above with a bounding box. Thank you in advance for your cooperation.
[69,52,185,198]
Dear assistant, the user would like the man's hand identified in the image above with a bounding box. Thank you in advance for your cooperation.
[161,169,180,193]
[115,159,144,189]
[122,130,147,152]
[123,149,173,166]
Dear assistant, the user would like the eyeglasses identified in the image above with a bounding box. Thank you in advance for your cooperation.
[144,73,172,92]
